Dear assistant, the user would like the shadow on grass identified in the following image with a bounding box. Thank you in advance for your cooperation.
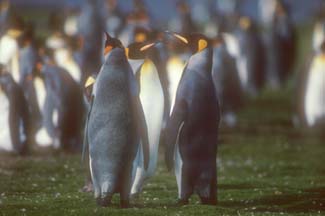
[219,187,325,213]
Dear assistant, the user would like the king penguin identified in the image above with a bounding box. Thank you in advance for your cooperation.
[0,67,30,155]
[164,32,220,205]
[84,33,149,207]
[125,41,165,197]
[34,52,85,152]
[303,41,325,128]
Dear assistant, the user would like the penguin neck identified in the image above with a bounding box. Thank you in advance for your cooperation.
[128,58,146,75]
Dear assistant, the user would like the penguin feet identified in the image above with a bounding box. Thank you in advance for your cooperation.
[120,199,130,208]
[200,197,217,206]
[81,181,93,193]
[96,196,111,207]
[175,198,189,206]
[130,192,140,200]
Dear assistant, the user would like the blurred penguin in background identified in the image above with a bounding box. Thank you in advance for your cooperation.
[212,34,243,127]
[0,0,10,35]
[63,7,80,38]
[262,0,295,88]
[46,12,82,83]
[0,66,30,155]
[104,0,125,37]
[296,40,325,131]
[312,3,325,53]
[34,50,85,152]
[118,0,151,46]
[0,14,24,83]
[18,22,42,138]
[214,0,240,33]
[168,1,197,36]
[235,16,266,96]
[78,0,106,83]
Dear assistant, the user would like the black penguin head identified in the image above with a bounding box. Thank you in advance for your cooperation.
[104,32,124,56]
[126,41,156,59]
[164,31,210,54]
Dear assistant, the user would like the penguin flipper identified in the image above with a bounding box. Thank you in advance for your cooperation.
[82,96,94,162]
[128,67,150,170]
[134,96,150,170]
[165,99,187,171]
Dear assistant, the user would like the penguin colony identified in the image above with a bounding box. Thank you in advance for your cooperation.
[0,0,324,208]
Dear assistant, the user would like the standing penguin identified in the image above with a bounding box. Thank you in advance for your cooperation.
[235,16,265,96]
[85,34,149,207]
[125,41,165,197]
[0,68,30,155]
[165,32,220,205]
[34,53,85,152]
[265,0,295,87]
[300,41,325,128]
[18,23,42,137]
[212,35,243,127]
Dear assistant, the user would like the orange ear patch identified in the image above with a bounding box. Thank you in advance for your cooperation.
[104,45,113,55]
[198,39,208,52]
[135,33,147,43]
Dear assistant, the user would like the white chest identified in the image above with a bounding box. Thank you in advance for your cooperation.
[0,91,12,151]
[304,57,325,126]
[167,57,187,114]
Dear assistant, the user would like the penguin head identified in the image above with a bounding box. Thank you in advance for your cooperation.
[164,31,210,54]
[104,32,124,57]
[126,41,156,59]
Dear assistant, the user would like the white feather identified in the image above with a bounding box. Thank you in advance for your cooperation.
[167,56,187,114]
[55,48,81,82]
[222,33,240,58]
[0,90,13,152]
[304,55,325,127]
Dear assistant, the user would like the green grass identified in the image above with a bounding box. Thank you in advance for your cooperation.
[1,88,325,216]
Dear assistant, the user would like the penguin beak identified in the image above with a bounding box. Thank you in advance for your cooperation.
[140,42,156,51]
[85,76,96,88]
[164,31,189,44]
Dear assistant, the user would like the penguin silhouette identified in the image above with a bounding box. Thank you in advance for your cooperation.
[125,41,165,197]
[164,32,220,205]
[0,68,30,155]
[84,33,149,207]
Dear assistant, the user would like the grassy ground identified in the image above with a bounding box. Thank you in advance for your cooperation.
[1,88,325,216]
